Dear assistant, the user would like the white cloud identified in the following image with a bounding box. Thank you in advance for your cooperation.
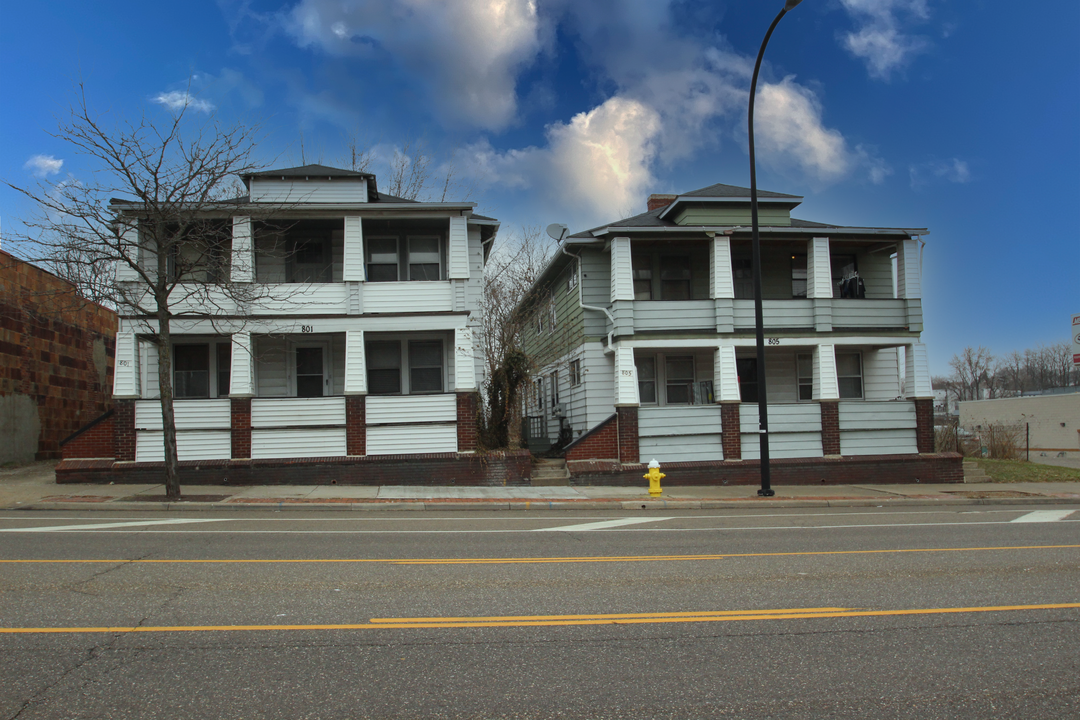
[25,155,63,177]
[839,0,931,80]
[909,157,971,188]
[153,90,215,113]
[754,78,853,184]
[284,0,543,130]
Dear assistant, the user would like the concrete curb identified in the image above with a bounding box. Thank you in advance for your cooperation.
[6,495,1079,513]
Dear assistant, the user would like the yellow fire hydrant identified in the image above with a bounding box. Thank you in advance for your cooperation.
[644,459,665,497]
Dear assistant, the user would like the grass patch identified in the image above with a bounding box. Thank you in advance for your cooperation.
[973,459,1080,483]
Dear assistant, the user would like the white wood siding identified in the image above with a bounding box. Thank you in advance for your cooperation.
[838,401,918,456]
[807,237,831,299]
[863,348,902,400]
[251,397,346,427]
[249,284,349,314]
[135,399,231,430]
[614,346,639,405]
[255,337,288,397]
[363,282,453,313]
[905,343,933,397]
[741,404,824,459]
[141,341,160,399]
[114,332,139,398]
[248,178,367,203]
[135,431,232,462]
[366,424,458,455]
[897,238,921,299]
[230,332,254,396]
[814,345,839,400]
[366,395,457,425]
[344,330,366,394]
[448,216,469,279]
[733,300,814,329]
[231,216,253,283]
[610,237,633,302]
[251,429,347,459]
[343,216,364,282]
[115,222,140,282]
[714,346,740,402]
[765,352,798,403]
[582,343,615,431]
[638,405,724,463]
[711,237,734,299]
[634,301,715,332]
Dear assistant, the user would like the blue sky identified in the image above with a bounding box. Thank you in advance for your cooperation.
[2,1,1077,375]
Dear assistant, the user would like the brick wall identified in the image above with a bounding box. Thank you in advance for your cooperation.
[565,414,618,461]
[60,413,115,459]
[114,399,136,462]
[616,406,639,463]
[345,395,366,456]
[820,401,840,455]
[55,450,534,486]
[456,392,478,452]
[914,398,934,454]
[231,398,252,459]
[568,453,964,486]
[1,250,116,460]
[720,403,741,460]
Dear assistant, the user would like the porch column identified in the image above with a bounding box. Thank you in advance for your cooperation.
[448,216,469,279]
[343,217,365,315]
[614,346,639,464]
[808,236,833,332]
[814,344,841,456]
[455,327,479,452]
[115,220,140,282]
[905,342,935,453]
[231,216,253,283]
[897,238,923,332]
[711,236,735,333]
[714,345,741,460]
[113,331,140,399]
[344,330,367,456]
[229,332,254,460]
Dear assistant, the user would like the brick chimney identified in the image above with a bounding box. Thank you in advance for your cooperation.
[647,194,677,212]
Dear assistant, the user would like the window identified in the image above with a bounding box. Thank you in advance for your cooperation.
[174,345,209,398]
[569,359,582,387]
[551,371,560,406]
[665,355,695,405]
[409,340,444,393]
[660,256,691,300]
[633,254,653,300]
[169,237,229,283]
[295,346,325,397]
[366,339,445,395]
[367,341,401,394]
[535,378,545,413]
[733,257,753,299]
[536,308,545,334]
[797,353,813,401]
[366,237,399,282]
[217,344,231,397]
[567,262,578,292]
[736,358,758,403]
[837,352,863,399]
[408,236,441,281]
[792,254,808,298]
[548,296,557,332]
[636,356,657,404]
[290,237,332,283]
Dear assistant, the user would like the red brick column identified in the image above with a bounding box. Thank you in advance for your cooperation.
[346,395,366,456]
[114,399,136,461]
[914,398,935,454]
[616,406,639,464]
[820,401,840,456]
[456,392,479,452]
[720,403,742,460]
[231,397,252,459]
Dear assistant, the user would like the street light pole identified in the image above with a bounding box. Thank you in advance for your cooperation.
[749,0,802,498]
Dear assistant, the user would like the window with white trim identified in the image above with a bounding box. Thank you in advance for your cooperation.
[569,359,582,387]
[664,355,695,405]
[365,338,446,395]
[837,351,863,399]
[797,353,813,400]
[173,340,231,398]
[567,262,578,292]
[365,235,445,282]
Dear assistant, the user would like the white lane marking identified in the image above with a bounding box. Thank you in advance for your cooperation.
[0,519,233,533]
[534,517,674,532]
[1010,510,1076,524]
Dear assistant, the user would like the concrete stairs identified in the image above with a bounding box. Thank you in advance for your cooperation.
[963,460,992,483]
[531,458,570,486]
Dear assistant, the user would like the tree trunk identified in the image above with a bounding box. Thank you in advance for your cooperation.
[156,310,181,501]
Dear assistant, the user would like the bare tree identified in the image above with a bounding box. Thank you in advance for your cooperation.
[341,138,471,202]
[949,346,994,401]
[6,87,271,500]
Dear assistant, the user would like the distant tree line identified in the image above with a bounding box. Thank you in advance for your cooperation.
[934,341,1078,403]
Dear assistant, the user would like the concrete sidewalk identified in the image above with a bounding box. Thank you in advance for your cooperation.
[2,461,1079,511]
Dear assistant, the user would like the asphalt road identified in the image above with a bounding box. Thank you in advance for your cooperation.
[1,505,1078,719]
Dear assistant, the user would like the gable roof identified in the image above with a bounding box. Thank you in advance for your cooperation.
[244,164,375,179]
[681,182,801,199]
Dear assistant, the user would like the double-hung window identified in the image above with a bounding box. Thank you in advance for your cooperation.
[659,256,691,300]
[366,237,399,282]
[664,356,695,405]
[408,236,441,281]
[366,339,445,395]
[409,341,444,393]
[636,357,657,404]
[837,352,863,399]
[797,353,813,400]
[633,254,653,300]
[792,254,808,298]
[174,345,210,398]
[290,236,332,283]
[569,359,582,387]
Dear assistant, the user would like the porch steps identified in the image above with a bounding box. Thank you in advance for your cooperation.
[531,458,570,486]
[963,460,992,483]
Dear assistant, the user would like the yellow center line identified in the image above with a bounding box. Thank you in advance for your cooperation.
[2,544,1078,565]
[1,603,1077,634]
[368,607,853,623]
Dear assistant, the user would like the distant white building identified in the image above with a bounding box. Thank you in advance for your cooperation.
[961,394,1080,459]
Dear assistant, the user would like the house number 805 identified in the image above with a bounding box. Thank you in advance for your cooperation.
[768,338,780,345]
[301,325,314,333]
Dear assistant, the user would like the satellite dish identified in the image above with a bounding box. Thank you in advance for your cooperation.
[545,223,568,243]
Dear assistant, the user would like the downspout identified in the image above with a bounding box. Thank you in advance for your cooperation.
[560,243,616,355]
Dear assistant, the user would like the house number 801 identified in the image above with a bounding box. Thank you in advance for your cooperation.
[301,325,314,333]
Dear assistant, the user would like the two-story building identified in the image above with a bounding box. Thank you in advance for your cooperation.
[522,183,961,484]
[58,165,530,485]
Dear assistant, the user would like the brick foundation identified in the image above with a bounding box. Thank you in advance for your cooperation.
[346,395,366,456]
[914,398,934,453]
[55,450,534,486]
[567,452,963,486]
[231,397,252,459]
[60,412,115,459]
[616,406,639,464]
[719,403,741,460]
[565,414,618,461]
[820,401,840,456]
[114,399,136,462]
[456,392,478,452]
